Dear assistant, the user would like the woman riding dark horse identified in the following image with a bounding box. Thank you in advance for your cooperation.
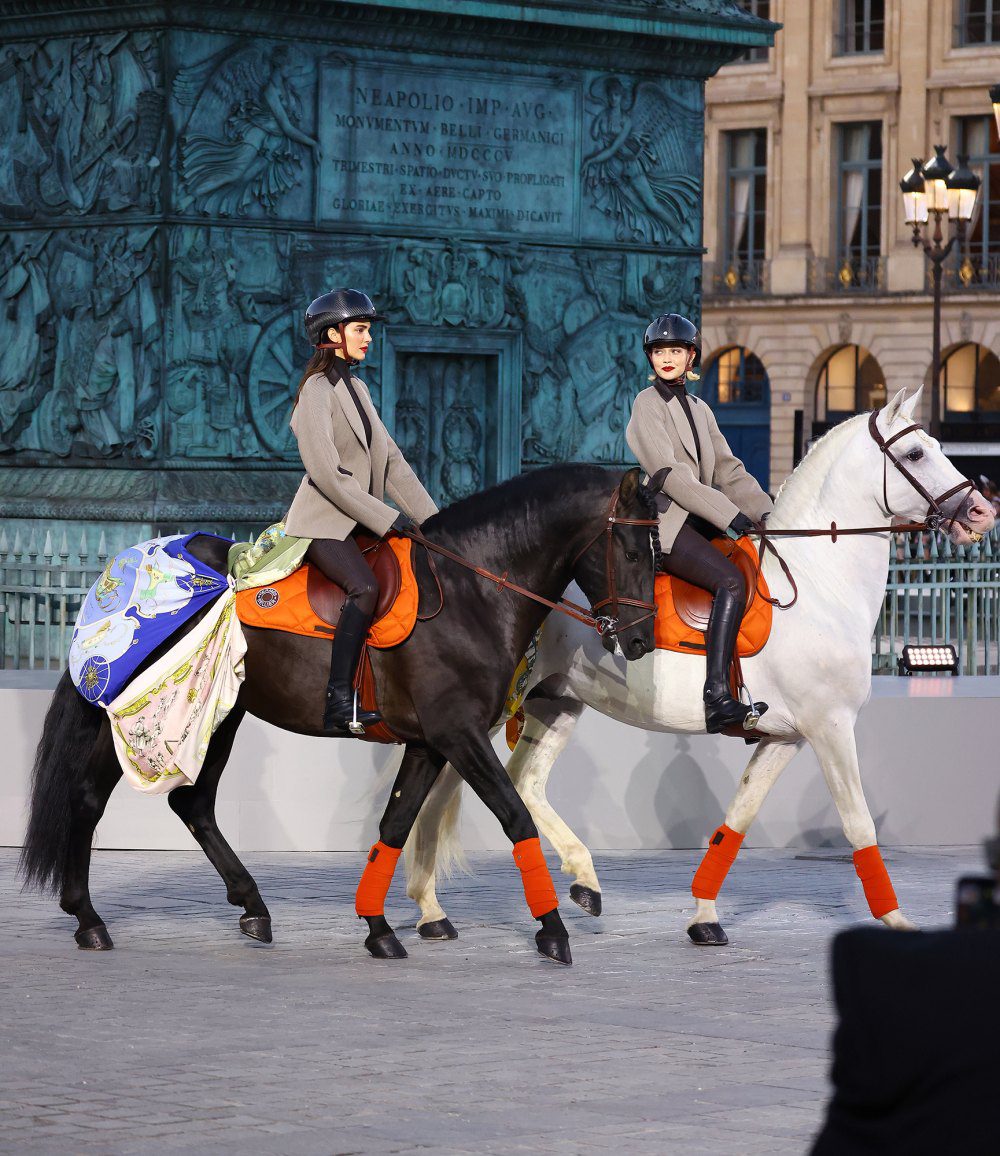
[626,313,772,733]
[287,288,438,734]
[21,459,660,963]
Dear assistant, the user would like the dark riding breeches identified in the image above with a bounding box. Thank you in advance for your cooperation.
[306,537,379,618]
[657,522,746,604]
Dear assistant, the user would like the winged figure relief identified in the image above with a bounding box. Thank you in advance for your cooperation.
[177,44,317,218]
[582,77,703,246]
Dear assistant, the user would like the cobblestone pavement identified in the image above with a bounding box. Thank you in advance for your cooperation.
[0,845,980,1155]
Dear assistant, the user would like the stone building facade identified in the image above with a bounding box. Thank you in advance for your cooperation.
[703,0,1000,490]
[0,0,773,559]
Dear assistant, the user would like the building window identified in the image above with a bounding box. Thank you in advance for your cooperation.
[942,343,1000,417]
[708,347,769,405]
[722,129,767,288]
[836,122,882,285]
[956,115,1000,283]
[815,344,886,425]
[734,0,771,63]
[956,0,1000,45]
[836,0,886,55]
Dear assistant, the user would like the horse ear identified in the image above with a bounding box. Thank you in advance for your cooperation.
[620,466,641,503]
[881,387,908,426]
[900,384,923,423]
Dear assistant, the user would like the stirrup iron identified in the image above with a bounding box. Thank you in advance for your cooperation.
[348,691,365,736]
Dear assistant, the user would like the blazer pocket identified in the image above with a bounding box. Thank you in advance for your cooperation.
[307,477,337,505]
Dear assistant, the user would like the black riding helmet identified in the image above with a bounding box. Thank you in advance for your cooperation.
[642,313,702,368]
[304,288,387,347]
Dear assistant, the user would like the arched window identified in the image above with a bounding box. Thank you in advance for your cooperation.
[704,346,769,406]
[814,344,886,425]
[941,343,1000,419]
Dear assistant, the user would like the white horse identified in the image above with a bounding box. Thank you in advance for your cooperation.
[402,389,995,945]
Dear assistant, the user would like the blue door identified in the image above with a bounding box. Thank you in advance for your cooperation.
[700,347,771,492]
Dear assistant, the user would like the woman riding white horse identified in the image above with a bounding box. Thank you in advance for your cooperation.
[403,388,995,946]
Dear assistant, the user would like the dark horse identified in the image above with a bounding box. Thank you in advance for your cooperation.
[20,464,659,965]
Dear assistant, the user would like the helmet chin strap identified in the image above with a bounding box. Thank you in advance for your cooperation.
[315,322,360,365]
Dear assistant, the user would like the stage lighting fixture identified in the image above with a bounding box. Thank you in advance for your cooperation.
[897,644,959,676]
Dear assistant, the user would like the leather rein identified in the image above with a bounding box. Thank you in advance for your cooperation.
[407,485,659,637]
[751,410,978,609]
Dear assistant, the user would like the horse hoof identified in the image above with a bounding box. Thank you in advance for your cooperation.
[569,884,602,917]
[687,921,729,946]
[75,924,114,951]
[239,915,272,943]
[535,931,573,966]
[417,918,458,941]
[365,931,408,959]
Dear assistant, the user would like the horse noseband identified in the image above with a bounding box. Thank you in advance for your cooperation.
[572,486,660,638]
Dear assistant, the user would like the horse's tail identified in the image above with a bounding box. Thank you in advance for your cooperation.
[431,767,468,879]
[18,671,103,894]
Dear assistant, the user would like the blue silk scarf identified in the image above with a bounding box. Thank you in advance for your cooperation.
[69,533,231,705]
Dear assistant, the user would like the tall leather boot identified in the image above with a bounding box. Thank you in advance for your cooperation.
[703,588,768,734]
[323,600,383,734]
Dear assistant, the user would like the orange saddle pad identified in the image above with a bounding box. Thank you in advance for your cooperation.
[235,534,419,649]
[654,536,772,657]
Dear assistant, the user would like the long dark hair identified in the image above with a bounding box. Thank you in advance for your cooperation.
[293,347,340,410]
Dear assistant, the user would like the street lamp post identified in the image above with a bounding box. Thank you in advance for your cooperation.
[899,145,980,439]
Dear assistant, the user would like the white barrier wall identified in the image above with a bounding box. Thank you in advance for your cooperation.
[2,672,997,853]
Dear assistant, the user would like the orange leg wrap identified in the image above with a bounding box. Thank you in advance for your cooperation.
[691,824,745,900]
[512,837,558,918]
[853,845,898,918]
[355,841,402,917]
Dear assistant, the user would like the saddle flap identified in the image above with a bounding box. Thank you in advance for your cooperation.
[672,538,758,633]
[305,534,403,628]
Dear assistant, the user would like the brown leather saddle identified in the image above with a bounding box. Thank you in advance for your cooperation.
[305,534,402,629]
[671,538,758,632]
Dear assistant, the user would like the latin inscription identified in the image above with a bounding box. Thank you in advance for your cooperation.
[319,66,577,235]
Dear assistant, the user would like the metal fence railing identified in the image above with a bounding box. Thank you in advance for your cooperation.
[874,528,1000,676]
[0,526,254,672]
[3,526,1000,674]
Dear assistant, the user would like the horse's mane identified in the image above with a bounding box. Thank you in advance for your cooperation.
[425,463,632,535]
[772,412,869,517]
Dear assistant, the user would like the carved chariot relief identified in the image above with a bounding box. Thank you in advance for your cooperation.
[0,32,164,221]
[174,39,317,220]
[2,227,161,461]
[581,75,703,247]
[518,249,692,467]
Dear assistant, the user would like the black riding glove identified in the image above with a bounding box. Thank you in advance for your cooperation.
[726,513,757,540]
[390,513,419,536]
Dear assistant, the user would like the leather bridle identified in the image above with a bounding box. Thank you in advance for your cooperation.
[570,484,660,638]
[752,409,981,610]
[866,410,976,531]
[408,484,659,639]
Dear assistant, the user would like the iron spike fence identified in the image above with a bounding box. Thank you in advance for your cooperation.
[2,527,1000,674]
[0,527,255,672]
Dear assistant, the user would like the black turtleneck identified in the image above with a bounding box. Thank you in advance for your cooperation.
[653,378,702,465]
[326,357,372,449]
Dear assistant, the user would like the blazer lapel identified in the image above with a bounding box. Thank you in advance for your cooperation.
[664,395,700,468]
[353,375,389,498]
[332,377,369,451]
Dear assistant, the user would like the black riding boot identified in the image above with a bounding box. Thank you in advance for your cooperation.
[703,588,768,734]
[323,600,383,734]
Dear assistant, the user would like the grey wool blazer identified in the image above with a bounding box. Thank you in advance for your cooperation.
[283,369,438,540]
[625,385,773,552]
